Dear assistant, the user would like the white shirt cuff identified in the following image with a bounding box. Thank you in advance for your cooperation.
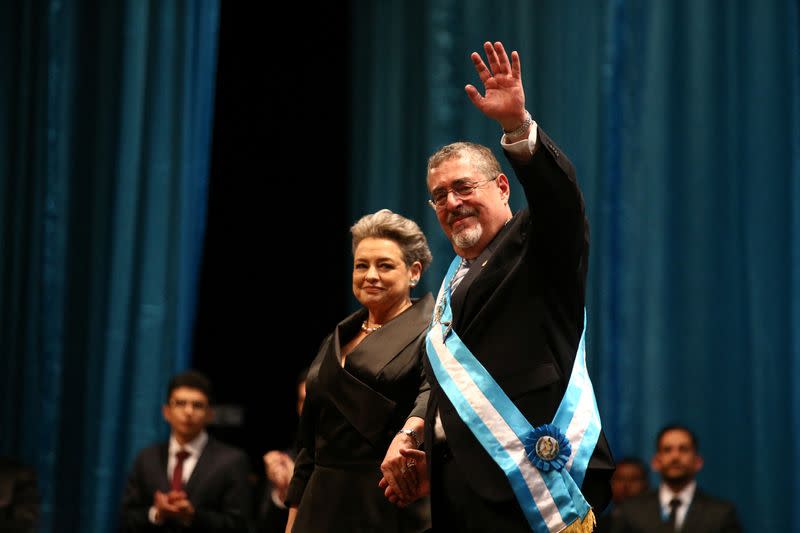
[271,488,287,509]
[501,119,539,158]
[148,506,161,524]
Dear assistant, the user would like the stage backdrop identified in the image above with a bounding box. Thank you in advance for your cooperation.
[0,1,219,531]
[349,1,799,530]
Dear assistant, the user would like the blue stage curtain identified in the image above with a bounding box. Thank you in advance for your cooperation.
[0,1,219,531]
[350,1,800,529]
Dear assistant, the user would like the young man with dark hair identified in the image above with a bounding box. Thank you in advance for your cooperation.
[121,370,251,532]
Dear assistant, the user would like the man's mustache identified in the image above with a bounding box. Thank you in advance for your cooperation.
[446,207,478,225]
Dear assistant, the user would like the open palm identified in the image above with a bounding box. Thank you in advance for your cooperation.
[465,41,527,130]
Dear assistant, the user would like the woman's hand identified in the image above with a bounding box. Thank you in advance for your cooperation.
[379,448,429,507]
[379,430,420,503]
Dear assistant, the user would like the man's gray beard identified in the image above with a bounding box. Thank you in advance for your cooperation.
[453,224,482,249]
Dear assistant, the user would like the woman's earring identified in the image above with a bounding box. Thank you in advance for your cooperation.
[410,279,418,287]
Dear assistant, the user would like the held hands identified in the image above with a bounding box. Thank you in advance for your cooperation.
[465,41,528,134]
[379,431,420,505]
[379,448,429,507]
[153,490,195,526]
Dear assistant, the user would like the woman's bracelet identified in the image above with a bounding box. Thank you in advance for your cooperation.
[397,428,421,448]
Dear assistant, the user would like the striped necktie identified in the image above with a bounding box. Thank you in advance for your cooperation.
[450,259,471,294]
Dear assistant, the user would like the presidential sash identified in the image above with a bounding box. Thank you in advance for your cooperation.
[426,256,601,533]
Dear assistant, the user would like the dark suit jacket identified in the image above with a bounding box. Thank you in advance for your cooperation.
[423,128,614,511]
[286,295,433,533]
[0,457,39,533]
[594,504,616,533]
[120,437,251,532]
[257,484,288,533]
[610,489,742,533]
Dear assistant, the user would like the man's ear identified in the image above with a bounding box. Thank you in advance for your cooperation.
[693,454,704,473]
[496,173,511,198]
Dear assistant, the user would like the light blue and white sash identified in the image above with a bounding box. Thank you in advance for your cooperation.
[426,255,601,532]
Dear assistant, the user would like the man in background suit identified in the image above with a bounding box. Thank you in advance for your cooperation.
[0,456,39,533]
[121,370,251,532]
[611,425,742,533]
[596,457,649,532]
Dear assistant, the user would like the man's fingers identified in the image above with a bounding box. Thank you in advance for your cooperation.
[471,52,492,83]
[394,467,414,499]
[493,41,511,73]
[399,448,426,461]
[483,41,500,74]
[510,50,522,79]
[404,464,419,487]
[465,85,484,108]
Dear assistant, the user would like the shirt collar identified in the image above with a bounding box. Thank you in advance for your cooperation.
[658,480,696,510]
[169,430,209,458]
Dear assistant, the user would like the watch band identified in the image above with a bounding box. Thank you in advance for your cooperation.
[397,428,421,448]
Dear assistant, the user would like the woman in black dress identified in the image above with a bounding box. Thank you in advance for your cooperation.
[284,209,433,532]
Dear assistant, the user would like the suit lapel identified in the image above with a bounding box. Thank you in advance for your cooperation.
[317,296,432,447]
[451,212,523,334]
[681,491,707,532]
[158,443,170,491]
[346,294,433,372]
[184,439,213,496]
[318,310,395,449]
[631,491,671,531]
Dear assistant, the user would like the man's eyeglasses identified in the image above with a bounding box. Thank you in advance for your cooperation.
[169,399,208,411]
[428,176,498,210]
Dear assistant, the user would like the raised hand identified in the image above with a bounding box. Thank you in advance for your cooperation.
[464,41,528,132]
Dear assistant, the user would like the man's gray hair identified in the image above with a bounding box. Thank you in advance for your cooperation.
[427,142,503,183]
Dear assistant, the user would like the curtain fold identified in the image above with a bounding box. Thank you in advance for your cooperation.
[350,1,800,529]
[0,1,220,531]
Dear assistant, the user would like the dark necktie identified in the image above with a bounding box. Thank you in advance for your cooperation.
[668,497,681,530]
[171,450,190,491]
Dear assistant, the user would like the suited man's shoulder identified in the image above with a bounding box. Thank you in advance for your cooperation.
[614,489,660,518]
[692,488,737,509]
[130,441,167,463]
[690,489,742,527]
[203,437,249,465]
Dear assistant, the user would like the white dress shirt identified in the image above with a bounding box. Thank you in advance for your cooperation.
[658,480,696,529]
[167,431,209,485]
[148,431,209,524]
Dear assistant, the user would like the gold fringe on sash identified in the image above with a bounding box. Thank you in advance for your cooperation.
[559,508,596,533]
